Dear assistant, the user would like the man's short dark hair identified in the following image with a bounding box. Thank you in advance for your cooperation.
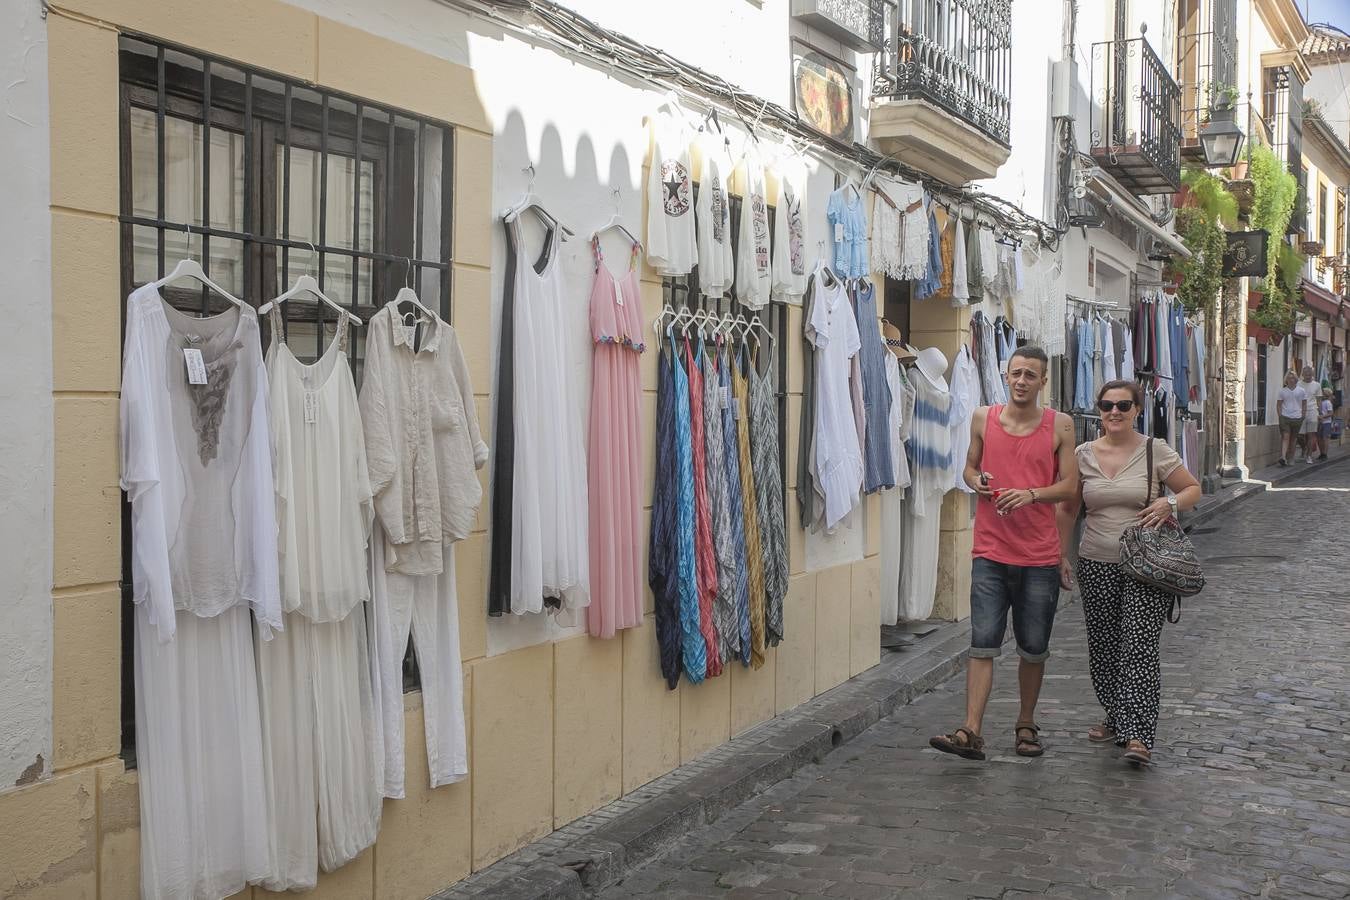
[1008,345,1049,374]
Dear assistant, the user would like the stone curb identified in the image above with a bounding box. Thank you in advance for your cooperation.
[1182,452,1350,533]
[435,621,973,900]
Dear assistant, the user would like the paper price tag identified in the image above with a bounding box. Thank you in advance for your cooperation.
[733,397,742,420]
[834,223,844,243]
[183,349,207,385]
[303,391,318,425]
[719,385,730,409]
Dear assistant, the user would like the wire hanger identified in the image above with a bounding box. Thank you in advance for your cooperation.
[259,243,361,325]
[152,222,245,309]
[591,189,642,252]
[393,258,438,323]
[502,165,575,237]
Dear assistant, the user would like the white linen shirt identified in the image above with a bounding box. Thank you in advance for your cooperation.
[360,302,489,576]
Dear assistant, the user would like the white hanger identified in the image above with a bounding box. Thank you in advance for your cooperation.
[152,223,245,309]
[748,312,774,347]
[591,189,642,251]
[392,258,438,324]
[502,165,575,236]
[652,303,678,338]
[259,247,361,325]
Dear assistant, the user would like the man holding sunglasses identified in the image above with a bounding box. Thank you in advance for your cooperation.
[930,346,1079,761]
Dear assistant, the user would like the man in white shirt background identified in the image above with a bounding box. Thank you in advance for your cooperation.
[1277,371,1307,467]
[1298,366,1323,464]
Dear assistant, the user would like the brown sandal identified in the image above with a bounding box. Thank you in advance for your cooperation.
[929,727,986,760]
[1122,740,1152,767]
[1087,723,1116,743]
[1014,722,1044,757]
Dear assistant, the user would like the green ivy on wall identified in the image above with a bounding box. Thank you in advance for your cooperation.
[1173,168,1236,315]
[1247,142,1303,334]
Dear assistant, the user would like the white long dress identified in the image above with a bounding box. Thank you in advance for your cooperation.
[120,285,281,899]
[879,355,916,625]
[898,366,953,621]
[509,219,590,612]
[258,313,381,889]
[804,265,864,531]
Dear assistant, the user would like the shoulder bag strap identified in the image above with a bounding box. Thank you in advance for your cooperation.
[1145,437,1154,506]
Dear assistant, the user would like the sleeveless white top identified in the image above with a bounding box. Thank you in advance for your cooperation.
[266,309,373,622]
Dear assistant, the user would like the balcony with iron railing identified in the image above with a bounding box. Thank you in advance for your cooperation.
[1090,33,1183,195]
[870,0,1012,185]
[791,0,893,52]
[1175,0,1238,161]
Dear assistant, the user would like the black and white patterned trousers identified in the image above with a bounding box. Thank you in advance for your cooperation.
[1075,558,1174,749]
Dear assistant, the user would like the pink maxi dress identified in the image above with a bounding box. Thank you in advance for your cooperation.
[586,239,646,638]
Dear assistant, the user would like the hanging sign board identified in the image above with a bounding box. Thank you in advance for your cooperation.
[1295,318,1313,337]
[1222,230,1269,278]
[1316,319,1331,343]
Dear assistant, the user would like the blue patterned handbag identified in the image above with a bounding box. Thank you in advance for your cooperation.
[1119,439,1205,609]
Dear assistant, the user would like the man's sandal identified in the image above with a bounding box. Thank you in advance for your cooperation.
[1122,740,1152,767]
[929,727,986,760]
[1014,722,1044,757]
[1087,723,1116,743]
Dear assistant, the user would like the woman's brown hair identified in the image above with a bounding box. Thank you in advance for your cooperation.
[1096,379,1143,406]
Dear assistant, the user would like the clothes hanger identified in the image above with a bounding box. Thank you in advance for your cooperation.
[393,258,438,324]
[748,312,773,348]
[591,189,642,252]
[152,223,245,309]
[259,245,362,325]
[501,165,575,237]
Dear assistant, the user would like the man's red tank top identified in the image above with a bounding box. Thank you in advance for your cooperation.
[972,406,1061,567]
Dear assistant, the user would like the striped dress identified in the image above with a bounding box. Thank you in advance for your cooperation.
[701,346,740,665]
[733,352,767,669]
[749,351,788,647]
[672,342,706,682]
[647,341,682,689]
[686,340,722,677]
[720,348,752,666]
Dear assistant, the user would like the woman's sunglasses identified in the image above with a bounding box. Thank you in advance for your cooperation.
[1097,399,1136,413]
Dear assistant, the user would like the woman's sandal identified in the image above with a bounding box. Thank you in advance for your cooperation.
[929,727,986,760]
[1087,723,1116,743]
[1014,722,1044,757]
[1122,740,1152,767]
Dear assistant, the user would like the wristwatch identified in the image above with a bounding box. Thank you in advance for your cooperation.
[1166,496,1178,517]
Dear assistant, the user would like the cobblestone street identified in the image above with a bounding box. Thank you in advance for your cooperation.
[600,464,1350,899]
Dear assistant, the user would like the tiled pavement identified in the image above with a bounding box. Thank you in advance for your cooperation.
[599,462,1350,899]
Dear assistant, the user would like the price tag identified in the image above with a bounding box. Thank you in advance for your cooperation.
[183,349,207,385]
[719,385,730,409]
[303,391,318,424]
[834,223,844,243]
[732,397,742,420]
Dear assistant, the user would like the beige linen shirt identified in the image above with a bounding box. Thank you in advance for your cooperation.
[360,303,489,576]
[1076,438,1181,563]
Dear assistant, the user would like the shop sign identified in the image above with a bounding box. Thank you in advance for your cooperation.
[1295,318,1313,337]
[792,44,855,142]
[1316,319,1331,343]
[1222,230,1269,278]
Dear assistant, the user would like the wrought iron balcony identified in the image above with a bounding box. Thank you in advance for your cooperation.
[1090,34,1182,195]
[873,0,1012,148]
[1176,0,1238,161]
[792,0,892,52]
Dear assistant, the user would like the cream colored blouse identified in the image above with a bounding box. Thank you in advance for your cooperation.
[1076,438,1182,563]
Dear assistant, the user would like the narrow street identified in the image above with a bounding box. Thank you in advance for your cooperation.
[602,464,1350,900]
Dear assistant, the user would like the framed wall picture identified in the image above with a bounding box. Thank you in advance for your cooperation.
[791,41,855,142]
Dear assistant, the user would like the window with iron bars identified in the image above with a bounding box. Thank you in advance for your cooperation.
[661,192,790,551]
[116,37,453,759]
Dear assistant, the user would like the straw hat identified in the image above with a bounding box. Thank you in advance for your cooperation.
[881,320,917,362]
[915,346,949,391]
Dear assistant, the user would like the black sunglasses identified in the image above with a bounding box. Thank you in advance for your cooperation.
[1097,399,1136,413]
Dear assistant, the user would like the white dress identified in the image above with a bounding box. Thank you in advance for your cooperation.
[736,151,773,309]
[509,220,590,612]
[258,312,381,889]
[879,354,916,625]
[948,345,980,493]
[646,109,697,276]
[804,265,864,531]
[898,366,953,621]
[120,285,280,899]
[695,134,734,298]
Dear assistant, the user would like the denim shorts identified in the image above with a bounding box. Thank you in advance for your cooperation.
[969,557,1061,662]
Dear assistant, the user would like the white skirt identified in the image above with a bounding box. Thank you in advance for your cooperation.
[134,605,270,900]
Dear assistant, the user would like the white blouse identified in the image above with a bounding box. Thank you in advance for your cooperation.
[804,266,864,531]
[360,303,489,577]
[266,311,374,622]
[119,285,282,641]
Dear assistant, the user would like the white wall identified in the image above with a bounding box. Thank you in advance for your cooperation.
[0,0,54,786]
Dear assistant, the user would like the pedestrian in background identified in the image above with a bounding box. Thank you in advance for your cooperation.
[1057,380,1202,767]
[1319,389,1333,461]
[930,347,1078,761]
[1299,366,1322,464]
[1276,372,1307,467]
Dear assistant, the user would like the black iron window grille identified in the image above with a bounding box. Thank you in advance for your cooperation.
[661,192,790,550]
[1263,65,1307,235]
[117,37,454,756]
[1175,0,1238,158]
[793,0,894,52]
[875,0,1012,148]
[1090,34,1183,195]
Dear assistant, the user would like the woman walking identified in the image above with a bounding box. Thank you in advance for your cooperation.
[1057,380,1202,766]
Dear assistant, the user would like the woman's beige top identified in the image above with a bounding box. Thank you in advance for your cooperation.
[1076,438,1182,563]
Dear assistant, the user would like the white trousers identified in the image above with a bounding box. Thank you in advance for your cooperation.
[369,522,469,799]
[256,608,382,890]
[897,489,943,622]
[879,487,905,626]
[134,605,270,900]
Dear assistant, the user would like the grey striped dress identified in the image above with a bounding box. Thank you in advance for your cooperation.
[701,346,741,663]
[749,350,788,646]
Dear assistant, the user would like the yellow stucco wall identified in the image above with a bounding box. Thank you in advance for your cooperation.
[7,2,909,897]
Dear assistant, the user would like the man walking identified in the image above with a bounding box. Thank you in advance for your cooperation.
[930,346,1078,760]
[1277,371,1307,467]
[1299,366,1322,463]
